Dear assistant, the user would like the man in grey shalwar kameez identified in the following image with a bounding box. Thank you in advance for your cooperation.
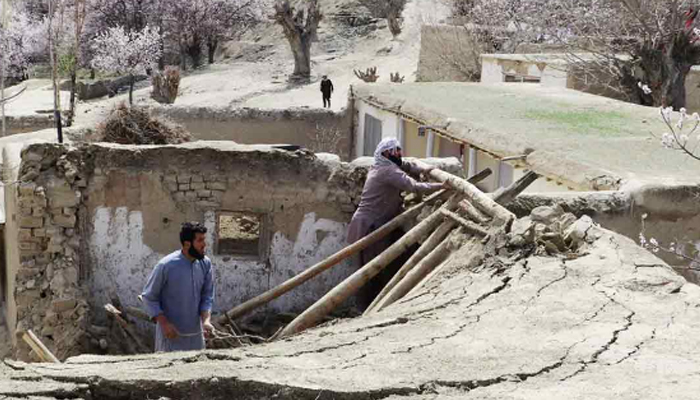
[347,137,443,308]
[142,222,215,352]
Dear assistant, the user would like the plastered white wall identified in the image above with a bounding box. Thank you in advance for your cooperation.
[88,207,357,323]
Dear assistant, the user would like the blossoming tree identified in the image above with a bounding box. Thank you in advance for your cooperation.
[91,25,162,105]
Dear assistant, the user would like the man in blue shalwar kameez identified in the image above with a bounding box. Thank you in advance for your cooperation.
[141,222,215,352]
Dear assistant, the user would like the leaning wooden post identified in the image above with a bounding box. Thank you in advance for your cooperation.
[402,171,543,304]
[492,171,540,205]
[216,168,493,324]
[429,169,515,228]
[22,330,60,363]
[364,219,457,315]
[276,196,461,339]
[372,228,458,313]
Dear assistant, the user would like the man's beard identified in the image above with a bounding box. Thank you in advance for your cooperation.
[387,154,403,167]
[189,246,205,261]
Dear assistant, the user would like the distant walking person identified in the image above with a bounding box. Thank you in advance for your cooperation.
[141,222,215,352]
[321,75,334,108]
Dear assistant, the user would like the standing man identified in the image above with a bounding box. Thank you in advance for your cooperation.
[347,137,444,308]
[142,222,215,352]
[321,75,334,108]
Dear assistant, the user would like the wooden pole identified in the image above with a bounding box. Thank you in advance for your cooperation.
[400,171,542,304]
[374,172,542,312]
[372,229,456,313]
[458,199,488,224]
[429,169,514,227]
[492,171,540,205]
[276,196,461,339]
[364,219,456,315]
[440,209,489,237]
[22,330,60,363]
[216,168,493,324]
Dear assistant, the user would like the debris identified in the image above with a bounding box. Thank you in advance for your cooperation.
[93,103,192,145]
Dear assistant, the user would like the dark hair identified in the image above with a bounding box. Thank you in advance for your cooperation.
[180,222,207,245]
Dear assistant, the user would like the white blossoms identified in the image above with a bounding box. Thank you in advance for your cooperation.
[91,26,162,76]
[637,81,652,95]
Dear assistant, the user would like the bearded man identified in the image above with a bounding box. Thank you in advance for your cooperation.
[347,137,444,308]
[141,222,215,352]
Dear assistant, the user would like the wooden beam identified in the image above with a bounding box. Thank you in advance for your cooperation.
[440,209,489,237]
[22,330,60,363]
[276,196,461,339]
[429,169,515,227]
[372,229,456,313]
[365,219,457,315]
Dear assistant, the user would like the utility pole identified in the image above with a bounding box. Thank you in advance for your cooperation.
[48,0,63,143]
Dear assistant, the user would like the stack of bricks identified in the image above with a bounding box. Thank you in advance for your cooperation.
[13,146,90,361]
[163,172,227,209]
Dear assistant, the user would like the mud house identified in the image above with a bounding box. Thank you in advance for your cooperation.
[0,139,461,360]
[480,53,700,113]
[1,142,369,360]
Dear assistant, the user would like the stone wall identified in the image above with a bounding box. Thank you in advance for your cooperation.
[11,145,92,361]
[5,142,376,360]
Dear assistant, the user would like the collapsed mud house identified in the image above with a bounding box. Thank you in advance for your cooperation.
[0,140,461,360]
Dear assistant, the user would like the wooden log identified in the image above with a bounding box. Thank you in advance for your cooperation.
[458,199,489,224]
[276,196,461,339]
[372,229,456,313]
[429,169,515,226]
[404,172,541,300]
[214,168,493,324]
[492,171,540,205]
[125,306,152,324]
[364,219,457,315]
[440,209,489,237]
[22,330,60,363]
[215,189,449,325]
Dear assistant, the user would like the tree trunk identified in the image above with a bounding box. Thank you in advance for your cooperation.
[290,36,312,82]
[661,60,689,110]
[66,71,77,127]
[128,74,134,106]
[387,10,402,38]
[188,33,203,69]
[208,37,218,65]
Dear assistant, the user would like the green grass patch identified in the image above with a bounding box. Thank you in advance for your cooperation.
[523,109,633,136]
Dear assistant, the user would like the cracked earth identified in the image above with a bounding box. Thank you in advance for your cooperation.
[1,230,700,399]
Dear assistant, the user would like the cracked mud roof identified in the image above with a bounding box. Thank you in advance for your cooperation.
[2,227,700,399]
[353,83,700,190]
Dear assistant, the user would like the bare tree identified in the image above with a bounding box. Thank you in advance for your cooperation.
[357,0,407,38]
[274,0,322,83]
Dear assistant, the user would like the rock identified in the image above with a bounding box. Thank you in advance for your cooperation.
[52,299,77,313]
[564,215,595,248]
[530,205,563,224]
[99,338,108,350]
[25,280,36,289]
